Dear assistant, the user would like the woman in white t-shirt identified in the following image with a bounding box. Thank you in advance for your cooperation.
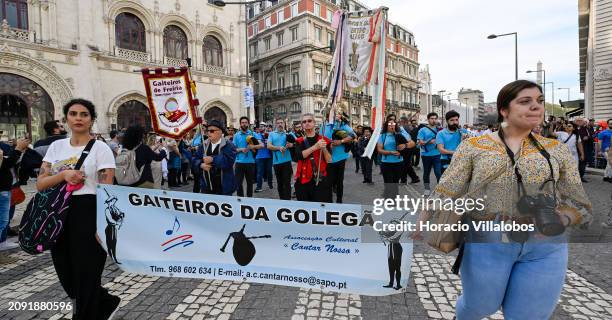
[555,122,584,164]
[36,99,119,320]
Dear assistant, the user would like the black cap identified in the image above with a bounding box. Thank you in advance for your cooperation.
[206,119,226,132]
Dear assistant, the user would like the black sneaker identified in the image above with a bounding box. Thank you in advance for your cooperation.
[101,294,121,320]
[255,188,263,193]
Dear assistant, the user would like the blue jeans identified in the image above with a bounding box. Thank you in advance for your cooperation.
[256,158,273,189]
[457,224,568,320]
[0,205,15,242]
[421,155,441,189]
[0,191,10,244]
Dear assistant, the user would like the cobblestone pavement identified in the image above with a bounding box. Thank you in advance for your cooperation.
[0,157,610,319]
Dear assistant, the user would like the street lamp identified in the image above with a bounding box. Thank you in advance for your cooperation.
[437,90,446,116]
[543,82,555,117]
[463,97,469,124]
[526,69,546,104]
[558,87,570,102]
[488,32,518,80]
[212,0,267,122]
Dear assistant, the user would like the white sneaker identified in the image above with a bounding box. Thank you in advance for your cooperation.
[0,241,18,251]
[423,189,431,197]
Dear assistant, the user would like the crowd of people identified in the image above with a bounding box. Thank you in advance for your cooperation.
[0,79,611,318]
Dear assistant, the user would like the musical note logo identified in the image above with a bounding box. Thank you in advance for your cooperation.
[161,216,194,252]
[166,217,180,235]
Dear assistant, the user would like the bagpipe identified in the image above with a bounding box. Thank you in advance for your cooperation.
[332,129,352,153]
[220,224,271,266]
[246,135,260,156]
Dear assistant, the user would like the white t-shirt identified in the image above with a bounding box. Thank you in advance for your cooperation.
[555,131,581,161]
[43,138,116,195]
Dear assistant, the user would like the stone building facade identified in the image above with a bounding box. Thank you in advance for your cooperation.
[0,0,248,140]
[247,0,421,126]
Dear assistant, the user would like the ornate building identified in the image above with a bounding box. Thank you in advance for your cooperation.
[247,0,421,126]
[0,0,247,140]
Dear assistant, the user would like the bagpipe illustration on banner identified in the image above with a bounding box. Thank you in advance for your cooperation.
[96,185,413,296]
[141,67,199,139]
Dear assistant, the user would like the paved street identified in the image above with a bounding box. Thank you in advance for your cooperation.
[0,157,610,320]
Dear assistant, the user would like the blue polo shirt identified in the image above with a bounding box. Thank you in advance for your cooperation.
[233,130,256,164]
[378,133,403,163]
[269,131,292,165]
[254,132,271,159]
[598,129,612,152]
[436,129,464,160]
[324,121,355,163]
[417,126,441,157]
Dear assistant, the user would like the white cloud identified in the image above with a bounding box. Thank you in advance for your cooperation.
[361,0,582,103]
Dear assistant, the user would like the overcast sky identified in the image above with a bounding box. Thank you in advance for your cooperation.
[361,0,581,103]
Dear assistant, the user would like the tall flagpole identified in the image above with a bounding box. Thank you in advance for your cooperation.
[185,58,212,188]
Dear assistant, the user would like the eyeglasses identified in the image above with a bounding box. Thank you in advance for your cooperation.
[301,119,314,124]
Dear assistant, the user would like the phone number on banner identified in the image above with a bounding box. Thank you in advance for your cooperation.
[149,264,347,289]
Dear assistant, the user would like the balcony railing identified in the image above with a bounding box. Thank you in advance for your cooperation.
[313,84,324,92]
[164,56,187,67]
[0,23,32,42]
[202,64,227,76]
[114,47,150,63]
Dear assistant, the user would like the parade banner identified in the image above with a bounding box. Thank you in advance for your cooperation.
[96,185,412,296]
[141,67,198,139]
[344,14,375,91]
[362,10,388,159]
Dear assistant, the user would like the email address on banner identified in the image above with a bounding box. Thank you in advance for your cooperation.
[151,265,348,290]
[245,271,347,290]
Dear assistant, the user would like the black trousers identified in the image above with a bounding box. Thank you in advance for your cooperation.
[355,155,361,172]
[274,162,293,200]
[579,159,587,178]
[441,158,452,175]
[180,161,189,184]
[381,162,402,198]
[235,163,256,197]
[295,177,332,203]
[51,195,113,320]
[168,168,179,187]
[400,150,419,183]
[192,172,202,193]
[387,243,403,287]
[327,160,346,203]
[361,157,373,182]
[412,148,420,167]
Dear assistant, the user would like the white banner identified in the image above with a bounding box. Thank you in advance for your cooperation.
[96,185,412,296]
[344,15,374,91]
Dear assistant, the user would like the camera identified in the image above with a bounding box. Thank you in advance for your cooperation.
[516,193,565,237]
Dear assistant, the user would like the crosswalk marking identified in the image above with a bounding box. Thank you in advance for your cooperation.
[0,250,46,274]
[291,288,361,320]
[47,272,160,319]
[166,279,250,320]
[0,265,57,303]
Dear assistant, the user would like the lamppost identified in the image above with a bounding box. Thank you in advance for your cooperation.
[213,0,266,122]
[488,32,518,80]
[543,81,555,117]
[558,87,570,102]
[463,97,469,124]
[437,90,446,116]
[526,69,546,104]
[558,87,570,117]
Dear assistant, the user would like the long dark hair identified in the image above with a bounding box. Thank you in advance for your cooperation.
[122,125,144,150]
[496,80,543,123]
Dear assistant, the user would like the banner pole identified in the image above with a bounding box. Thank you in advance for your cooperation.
[185,58,212,189]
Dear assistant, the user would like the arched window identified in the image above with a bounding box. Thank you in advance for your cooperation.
[163,25,188,59]
[1,0,28,29]
[202,35,223,67]
[115,12,146,52]
[290,102,300,113]
[117,100,151,131]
